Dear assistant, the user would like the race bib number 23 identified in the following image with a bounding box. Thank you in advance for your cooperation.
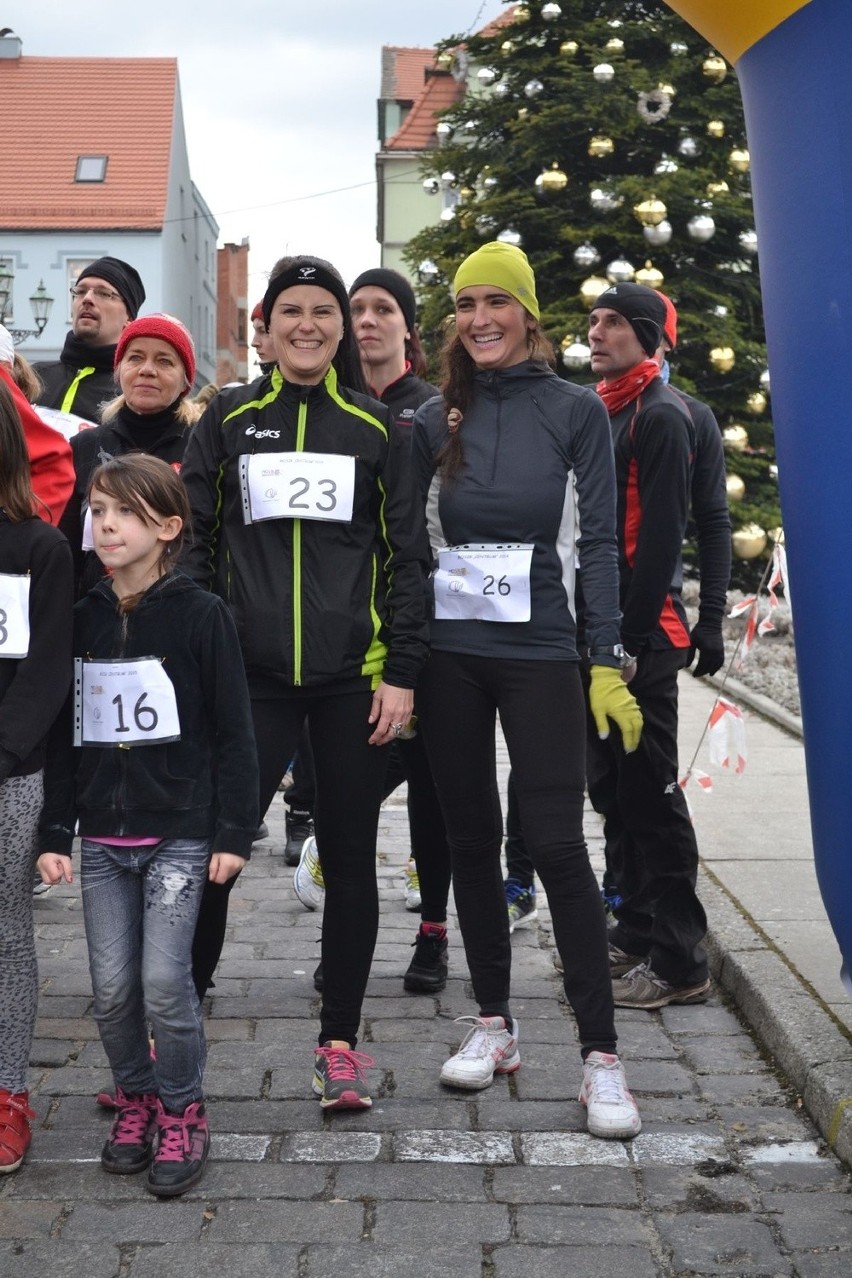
[239,452,355,525]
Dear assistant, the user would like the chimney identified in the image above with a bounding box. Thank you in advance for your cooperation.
[0,30,23,59]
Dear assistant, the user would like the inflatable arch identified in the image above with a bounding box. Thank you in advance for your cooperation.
[667,0,852,988]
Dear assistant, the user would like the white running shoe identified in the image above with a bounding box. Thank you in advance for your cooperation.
[403,858,421,911]
[579,1051,642,1140]
[293,836,325,911]
[439,1015,520,1090]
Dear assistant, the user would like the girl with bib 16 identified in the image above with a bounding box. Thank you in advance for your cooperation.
[37,453,258,1198]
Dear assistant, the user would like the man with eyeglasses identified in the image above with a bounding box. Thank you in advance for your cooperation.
[33,256,146,423]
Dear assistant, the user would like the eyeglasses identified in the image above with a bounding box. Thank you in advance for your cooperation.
[70,285,122,303]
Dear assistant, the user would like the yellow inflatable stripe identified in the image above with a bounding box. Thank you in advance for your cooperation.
[667,0,812,63]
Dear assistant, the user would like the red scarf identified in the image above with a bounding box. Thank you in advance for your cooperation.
[596,359,661,415]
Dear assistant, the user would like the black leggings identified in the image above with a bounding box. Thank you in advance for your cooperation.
[194,689,388,1047]
[419,651,617,1055]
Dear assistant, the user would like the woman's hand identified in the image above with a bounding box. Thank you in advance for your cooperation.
[37,853,73,885]
[368,681,415,746]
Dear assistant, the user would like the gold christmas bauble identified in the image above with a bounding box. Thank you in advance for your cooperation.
[707,119,726,138]
[728,147,751,173]
[703,54,728,83]
[658,82,676,98]
[560,40,579,57]
[732,524,768,560]
[436,50,455,71]
[723,424,749,450]
[605,38,624,54]
[513,3,531,21]
[635,260,664,289]
[706,179,729,197]
[517,107,529,120]
[501,40,515,55]
[588,135,614,158]
[726,474,746,503]
[769,526,784,544]
[633,195,667,226]
[747,390,768,416]
[710,346,736,372]
[537,162,568,194]
[579,275,610,306]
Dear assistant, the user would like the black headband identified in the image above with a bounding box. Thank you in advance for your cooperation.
[262,262,350,329]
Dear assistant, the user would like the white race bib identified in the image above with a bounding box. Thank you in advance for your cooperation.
[74,657,181,747]
[0,573,31,658]
[33,404,98,440]
[434,544,534,623]
[239,451,355,525]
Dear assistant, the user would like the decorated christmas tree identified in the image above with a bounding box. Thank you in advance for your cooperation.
[404,0,779,589]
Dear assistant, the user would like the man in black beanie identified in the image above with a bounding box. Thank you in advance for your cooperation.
[33,256,146,424]
[583,281,711,1012]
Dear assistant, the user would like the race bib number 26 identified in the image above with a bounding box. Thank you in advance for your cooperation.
[0,573,31,659]
[74,657,181,747]
[434,544,534,623]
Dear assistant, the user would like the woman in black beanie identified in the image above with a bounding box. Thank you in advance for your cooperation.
[180,254,430,1111]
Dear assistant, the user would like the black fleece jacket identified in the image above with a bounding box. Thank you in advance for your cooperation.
[38,570,259,857]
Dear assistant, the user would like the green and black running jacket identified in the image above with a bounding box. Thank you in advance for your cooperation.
[180,366,431,693]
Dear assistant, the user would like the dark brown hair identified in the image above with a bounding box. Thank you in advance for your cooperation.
[436,320,554,482]
[265,254,367,394]
[0,379,37,521]
[88,453,191,611]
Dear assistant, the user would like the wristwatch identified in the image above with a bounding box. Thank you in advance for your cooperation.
[589,644,635,669]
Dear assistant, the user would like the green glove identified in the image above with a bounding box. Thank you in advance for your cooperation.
[588,664,643,753]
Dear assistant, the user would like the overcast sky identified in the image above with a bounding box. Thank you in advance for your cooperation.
[8,1,506,301]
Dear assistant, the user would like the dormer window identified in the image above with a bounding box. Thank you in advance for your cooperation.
[75,155,108,183]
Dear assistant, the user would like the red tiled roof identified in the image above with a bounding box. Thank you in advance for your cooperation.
[385,72,465,153]
[381,46,433,102]
[0,56,178,231]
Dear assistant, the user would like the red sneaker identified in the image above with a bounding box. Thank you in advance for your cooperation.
[0,1090,35,1174]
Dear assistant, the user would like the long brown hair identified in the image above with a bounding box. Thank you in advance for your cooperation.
[88,454,191,612]
[0,379,37,522]
[436,320,554,483]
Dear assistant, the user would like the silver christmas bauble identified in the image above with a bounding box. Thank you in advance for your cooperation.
[760,368,771,392]
[497,226,522,246]
[418,259,439,281]
[606,256,635,283]
[687,213,716,241]
[475,214,497,236]
[524,78,544,98]
[590,186,622,212]
[593,63,615,83]
[562,340,591,371]
[678,135,699,159]
[643,219,672,246]
[493,81,510,100]
[573,242,600,270]
[655,156,679,175]
[670,41,688,56]
[436,121,453,142]
[739,228,758,254]
[422,177,440,196]
[541,2,562,20]
[477,66,498,86]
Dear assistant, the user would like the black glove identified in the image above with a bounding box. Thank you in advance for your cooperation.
[688,621,725,678]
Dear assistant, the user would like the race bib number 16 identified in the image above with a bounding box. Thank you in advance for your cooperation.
[74,657,181,747]
[434,543,534,623]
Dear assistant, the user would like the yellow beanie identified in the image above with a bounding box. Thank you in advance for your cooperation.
[453,242,540,320]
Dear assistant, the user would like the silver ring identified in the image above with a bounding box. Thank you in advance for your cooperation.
[391,722,404,736]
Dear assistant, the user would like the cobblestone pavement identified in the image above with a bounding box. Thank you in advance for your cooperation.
[4,765,852,1277]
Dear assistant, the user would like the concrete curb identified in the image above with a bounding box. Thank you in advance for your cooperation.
[700,866,852,1168]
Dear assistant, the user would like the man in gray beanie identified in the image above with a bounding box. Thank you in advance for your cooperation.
[33,256,146,424]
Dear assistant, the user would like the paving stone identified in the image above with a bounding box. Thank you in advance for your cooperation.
[515,1203,648,1246]
[655,1212,794,1274]
[207,1200,364,1243]
[522,1132,630,1166]
[760,1191,852,1249]
[127,1243,302,1278]
[0,1241,121,1278]
[491,1165,639,1205]
[283,1131,382,1162]
[632,1131,729,1165]
[394,1130,514,1164]
[0,1200,65,1237]
[491,1243,660,1278]
[63,1201,204,1243]
[787,1253,852,1278]
[716,1104,818,1144]
[640,1166,763,1212]
[679,1033,774,1074]
[372,1200,510,1245]
[332,1162,487,1202]
[301,1244,483,1278]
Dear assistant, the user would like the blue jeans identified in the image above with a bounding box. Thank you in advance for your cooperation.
[81,837,210,1113]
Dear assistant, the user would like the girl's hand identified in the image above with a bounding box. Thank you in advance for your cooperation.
[209,853,246,884]
[37,853,73,885]
[368,681,414,746]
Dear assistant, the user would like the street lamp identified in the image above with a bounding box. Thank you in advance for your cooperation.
[0,265,54,345]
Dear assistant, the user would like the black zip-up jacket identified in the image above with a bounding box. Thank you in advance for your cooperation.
[412,360,623,663]
[33,333,118,423]
[371,367,438,432]
[608,376,696,653]
[0,513,73,783]
[180,366,430,693]
[59,402,194,596]
[38,571,259,858]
